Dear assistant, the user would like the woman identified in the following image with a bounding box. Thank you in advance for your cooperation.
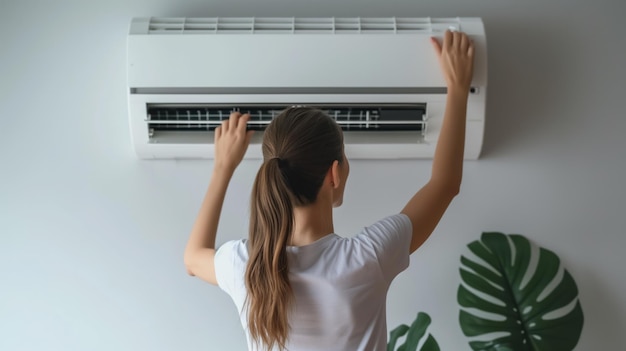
[184,30,474,351]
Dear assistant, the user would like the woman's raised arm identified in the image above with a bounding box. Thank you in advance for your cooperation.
[184,112,254,284]
[401,30,475,253]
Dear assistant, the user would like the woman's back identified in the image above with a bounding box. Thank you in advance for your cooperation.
[184,30,474,351]
[215,214,412,351]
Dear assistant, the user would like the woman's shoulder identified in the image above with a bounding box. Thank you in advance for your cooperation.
[216,238,250,263]
[354,213,412,241]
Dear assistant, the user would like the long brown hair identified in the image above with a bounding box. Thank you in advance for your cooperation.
[245,107,343,350]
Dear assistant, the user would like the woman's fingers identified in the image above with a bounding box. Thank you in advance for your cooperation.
[215,125,222,140]
[225,112,251,135]
[460,33,469,52]
[444,29,453,49]
[444,30,471,53]
[222,112,247,133]
[430,37,442,58]
[238,113,250,133]
[228,111,241,130]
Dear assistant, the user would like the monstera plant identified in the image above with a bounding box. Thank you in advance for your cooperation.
[458,232,584,351]
[387,312,440,351]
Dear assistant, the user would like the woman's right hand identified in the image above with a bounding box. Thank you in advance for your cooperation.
[214,112,254,174]
[431,30,475,92]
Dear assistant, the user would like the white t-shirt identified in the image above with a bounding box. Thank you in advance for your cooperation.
[214,213,413,351]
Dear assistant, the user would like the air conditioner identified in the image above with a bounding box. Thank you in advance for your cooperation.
[127,17,487,159]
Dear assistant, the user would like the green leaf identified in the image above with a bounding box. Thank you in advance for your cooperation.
[388,324,409,351]
[403,312,431,350]
[458,232,584,351]
[388,312,440,351]
[420,334,441,351]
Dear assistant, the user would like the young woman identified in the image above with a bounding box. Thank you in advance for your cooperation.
[184,30,474,351]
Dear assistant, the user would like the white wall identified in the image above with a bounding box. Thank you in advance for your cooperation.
[1,0,624,350]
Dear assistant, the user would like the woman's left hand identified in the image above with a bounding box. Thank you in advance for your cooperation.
[214,112,255,173]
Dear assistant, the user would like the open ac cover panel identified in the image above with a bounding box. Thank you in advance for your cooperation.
[128,17,486,159]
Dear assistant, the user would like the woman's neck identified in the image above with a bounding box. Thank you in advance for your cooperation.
[291,193,334,247]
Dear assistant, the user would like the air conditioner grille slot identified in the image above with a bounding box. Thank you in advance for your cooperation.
[146,104,425,134]
[146,17,461,34]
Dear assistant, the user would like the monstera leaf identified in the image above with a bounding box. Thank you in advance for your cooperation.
[458,232,584,351]
[388,312,440,351]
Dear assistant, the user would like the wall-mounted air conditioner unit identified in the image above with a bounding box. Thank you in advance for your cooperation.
[127,17,487,159]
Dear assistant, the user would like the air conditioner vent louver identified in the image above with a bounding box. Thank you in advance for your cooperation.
[147,17,461,34]
[146,104,426,134]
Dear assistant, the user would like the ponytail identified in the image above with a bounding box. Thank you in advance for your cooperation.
[244,107,344,350]
[245,157,294,350]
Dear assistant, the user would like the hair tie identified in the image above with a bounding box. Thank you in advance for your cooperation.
[270,157,288,169]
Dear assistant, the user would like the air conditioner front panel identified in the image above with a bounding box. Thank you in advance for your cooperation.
[128,33,486,89]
